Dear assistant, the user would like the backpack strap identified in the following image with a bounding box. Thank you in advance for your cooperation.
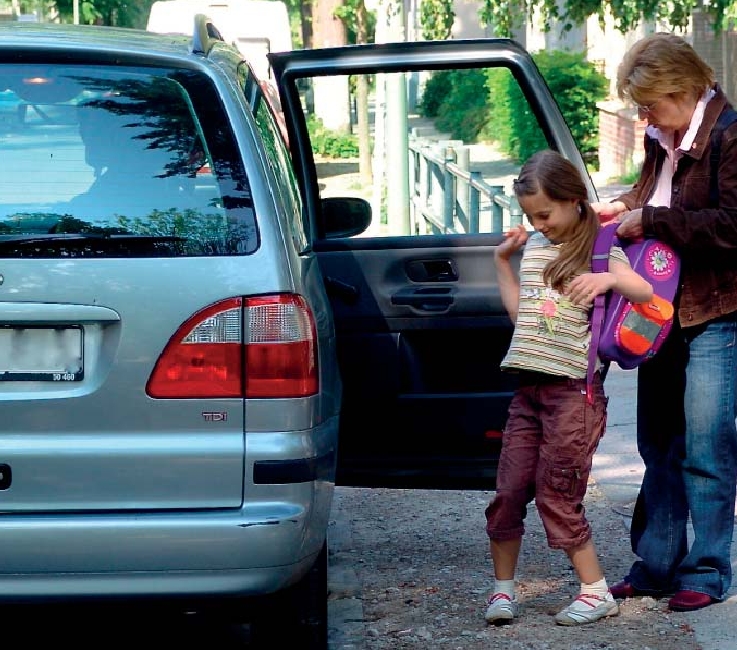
[708,108,737,207]
[587,223,618,403]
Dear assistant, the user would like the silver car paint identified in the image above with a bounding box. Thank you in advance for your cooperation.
[0,23,338,599]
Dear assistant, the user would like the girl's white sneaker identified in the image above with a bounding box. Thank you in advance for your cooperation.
[484,592,519,625]
[554,592,619,626]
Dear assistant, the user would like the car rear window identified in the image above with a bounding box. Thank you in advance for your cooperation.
[0,64,257,257]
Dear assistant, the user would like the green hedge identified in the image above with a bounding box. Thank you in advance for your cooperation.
[420,51,607,167]
[420,69,491,143]
[531,50,608,165]
[307,115,360,159]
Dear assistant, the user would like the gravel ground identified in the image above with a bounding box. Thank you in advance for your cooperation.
[328,481,700,650]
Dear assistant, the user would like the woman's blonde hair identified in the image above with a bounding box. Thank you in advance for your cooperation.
[512,150,598,292]
[617,32,715,106]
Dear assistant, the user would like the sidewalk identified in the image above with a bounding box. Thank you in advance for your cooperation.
[590,170,632,202]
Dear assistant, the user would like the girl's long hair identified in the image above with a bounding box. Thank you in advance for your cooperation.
[512,150,598,292]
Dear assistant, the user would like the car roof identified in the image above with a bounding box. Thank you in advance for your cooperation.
[0,21,207,60]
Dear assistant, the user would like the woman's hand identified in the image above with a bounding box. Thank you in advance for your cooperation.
[495,224,528,261]
[616,209,644,240]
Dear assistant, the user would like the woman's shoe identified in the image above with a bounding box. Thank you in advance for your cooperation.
[609,581,637,599]
[610,579,668,599]
[668,590,714,612]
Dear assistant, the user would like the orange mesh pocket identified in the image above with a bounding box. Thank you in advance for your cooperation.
[617,296,674,356]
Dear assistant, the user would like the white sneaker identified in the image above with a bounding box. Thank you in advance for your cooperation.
[484,592,519,625]
[555,592,619,626]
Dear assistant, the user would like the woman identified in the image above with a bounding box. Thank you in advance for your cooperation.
[592,32,737,612]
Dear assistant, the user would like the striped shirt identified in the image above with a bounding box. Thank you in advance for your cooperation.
[501,232,628,378]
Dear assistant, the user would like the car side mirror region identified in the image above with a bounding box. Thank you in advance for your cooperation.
[322,196,371,239]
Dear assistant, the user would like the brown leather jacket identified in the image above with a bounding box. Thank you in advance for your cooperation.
[616,86,737,328]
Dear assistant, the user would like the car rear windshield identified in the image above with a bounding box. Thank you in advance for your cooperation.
[0,64,257,257]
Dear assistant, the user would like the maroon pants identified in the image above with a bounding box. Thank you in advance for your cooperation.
[485,371,607,550]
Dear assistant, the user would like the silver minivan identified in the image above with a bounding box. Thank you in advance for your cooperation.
[0,19,339,645]
[0,18,593,648]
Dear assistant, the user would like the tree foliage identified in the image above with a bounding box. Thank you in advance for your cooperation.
[478,0,734,37]
[420,0,455,40]
[333,0,376,43]
[40,0,153,27]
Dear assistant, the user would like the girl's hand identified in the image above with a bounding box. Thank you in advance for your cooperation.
[566,271,615,306]
[495,224,528,261]
[591,200,627,224]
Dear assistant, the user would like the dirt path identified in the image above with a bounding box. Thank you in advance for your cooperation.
[329,481,699,649]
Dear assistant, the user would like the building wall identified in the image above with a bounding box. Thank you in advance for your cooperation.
[692,11,737,103]
[597,101,647,179]
[449,0,491,39]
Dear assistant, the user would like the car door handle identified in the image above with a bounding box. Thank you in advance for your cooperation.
[405,259,458,282]
[324,276,359,305]
[391,287,453,311]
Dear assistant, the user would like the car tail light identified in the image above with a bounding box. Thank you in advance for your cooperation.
[244,294,318,398]
[146,294,318,399]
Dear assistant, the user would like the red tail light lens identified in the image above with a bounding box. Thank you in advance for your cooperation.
[146,294,318,399]
[244,294,318,398]
[147,298,243,398]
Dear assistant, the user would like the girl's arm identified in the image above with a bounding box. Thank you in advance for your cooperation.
[607,259,654,303]
[494,224,528,322]
[566,259,653,306]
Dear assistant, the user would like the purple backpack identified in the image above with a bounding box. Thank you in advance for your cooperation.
[586,222,681,400]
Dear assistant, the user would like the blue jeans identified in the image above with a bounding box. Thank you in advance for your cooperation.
[626,314,737,600]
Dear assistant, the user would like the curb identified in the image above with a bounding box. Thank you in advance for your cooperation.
[328,490,366,650]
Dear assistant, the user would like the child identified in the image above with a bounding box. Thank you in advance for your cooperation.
[484,150,653,627]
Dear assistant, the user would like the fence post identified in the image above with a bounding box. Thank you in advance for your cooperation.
[455,146,470,233]
[418,144,430,235]
[509,196,523,228]
[490,185,504,232]
[430,145,445,234]
[469,171,481,233]
[408,139,418,234]
[443,146,455,232]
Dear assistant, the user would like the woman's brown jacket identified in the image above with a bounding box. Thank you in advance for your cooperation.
[616,85,737,328]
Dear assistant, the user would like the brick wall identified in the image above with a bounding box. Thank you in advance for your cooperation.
[692,11,737,104]
[597,100,647,181]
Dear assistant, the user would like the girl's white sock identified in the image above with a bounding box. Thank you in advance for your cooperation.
[493,578,516,599]
[581,577,609,599]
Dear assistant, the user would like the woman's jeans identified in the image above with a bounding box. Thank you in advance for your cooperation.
[627,315,737,599]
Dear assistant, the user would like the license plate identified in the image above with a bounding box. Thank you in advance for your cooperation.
[0,326,84,381]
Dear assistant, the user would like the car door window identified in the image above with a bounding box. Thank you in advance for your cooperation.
[300,65,548,239]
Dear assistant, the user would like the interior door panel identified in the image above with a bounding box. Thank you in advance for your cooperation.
[315,235,520,489]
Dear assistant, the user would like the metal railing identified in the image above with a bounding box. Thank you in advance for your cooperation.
[408,130,523,236]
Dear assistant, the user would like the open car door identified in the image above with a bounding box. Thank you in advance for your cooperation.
[270,39,596,490]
